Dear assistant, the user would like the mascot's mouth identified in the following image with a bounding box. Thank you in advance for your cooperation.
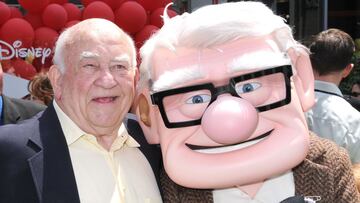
[186,129,273,153]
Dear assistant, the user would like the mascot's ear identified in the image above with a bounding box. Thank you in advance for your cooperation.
[135,88,160,144]
[287,47,315,112]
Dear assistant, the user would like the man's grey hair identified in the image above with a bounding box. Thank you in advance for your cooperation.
[53,18,137,73]
[138,1,306,91]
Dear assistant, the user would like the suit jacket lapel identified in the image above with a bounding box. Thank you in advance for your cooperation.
[29,103,80,203]
[26,113,44,202]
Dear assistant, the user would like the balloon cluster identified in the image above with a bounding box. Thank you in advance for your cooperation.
[0,0,177,80]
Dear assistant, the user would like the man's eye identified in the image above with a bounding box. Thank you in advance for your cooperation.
[111,64,128,71]
[83,64,97,69]
[185,94,211,104]
[236,82,261,94]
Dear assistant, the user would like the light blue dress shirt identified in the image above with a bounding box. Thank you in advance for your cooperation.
[305,80,360,163]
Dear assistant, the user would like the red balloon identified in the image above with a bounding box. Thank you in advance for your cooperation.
[24,13,43,29]
[49,0,68,4]
[80,0,97,7]
[32,56,53,72]
[135,0,164,12]
[162,0,173,6]
[113,0,129,10]
[12,58,37,80]
[150,7,177,28]
[134,25,158,49]
[63,3,81,22]
[1,59,14,73]
[18,0,49,14]
[0,18,34,48]
[33,27,59,49]
[115,1,147,34]
[64,20,80,29]
[82,1,114,22]
[0,2,10,25]
[81,0,116,9]
[9,7,23,19]
[42,4,68,31]
[101,0,117,9]
[80,0,130,11]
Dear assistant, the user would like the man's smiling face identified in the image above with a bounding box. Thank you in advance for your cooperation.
[53,35,136,136]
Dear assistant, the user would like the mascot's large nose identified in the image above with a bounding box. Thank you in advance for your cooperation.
[201,96,258,145]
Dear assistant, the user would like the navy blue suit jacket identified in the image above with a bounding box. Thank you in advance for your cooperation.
[0,103,161,203]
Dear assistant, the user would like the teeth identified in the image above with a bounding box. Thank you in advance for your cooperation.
[94,97,116,103]
[195,137,265,154]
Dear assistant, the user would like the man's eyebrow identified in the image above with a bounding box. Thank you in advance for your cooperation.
[152,65,204,92]
[112,54,131,63]
[228,51,291,73]
[80,51,99,60]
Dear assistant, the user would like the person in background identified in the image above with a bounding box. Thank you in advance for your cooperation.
[339,37,360,96]
[136,2,359,202]
[343,81,360,111]
[0,62,46,125]
[26,72,54,106]
[305,28,360,164]
[0,18,162,203]
[351,81,360,99]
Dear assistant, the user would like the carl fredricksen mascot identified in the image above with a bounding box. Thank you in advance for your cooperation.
[136,2,360,202]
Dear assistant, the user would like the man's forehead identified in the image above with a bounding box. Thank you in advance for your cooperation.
[69,39,132,62]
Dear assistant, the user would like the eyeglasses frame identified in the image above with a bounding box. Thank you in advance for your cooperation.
[151,65,293,128]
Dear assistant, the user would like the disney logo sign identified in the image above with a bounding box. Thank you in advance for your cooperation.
[0,40,52,64]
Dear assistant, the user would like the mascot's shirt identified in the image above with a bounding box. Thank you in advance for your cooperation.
[196,138,295,203]
[213,170,294,203]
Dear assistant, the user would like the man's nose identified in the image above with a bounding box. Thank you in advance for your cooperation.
[94,69,117,88]
[201,95,258,144]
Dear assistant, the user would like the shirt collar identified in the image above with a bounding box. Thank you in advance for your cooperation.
[213,170,294,202]
[53,100,139,149]
[53,100,86,145]
[314,80,343,96]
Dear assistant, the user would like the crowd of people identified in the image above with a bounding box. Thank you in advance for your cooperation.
[0,1,360,203]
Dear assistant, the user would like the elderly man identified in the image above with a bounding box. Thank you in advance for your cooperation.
[136,2,359,202]
[0,19,162,203]
[0,63,45,124]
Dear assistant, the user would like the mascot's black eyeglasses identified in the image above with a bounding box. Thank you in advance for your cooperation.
[151,65,293,128]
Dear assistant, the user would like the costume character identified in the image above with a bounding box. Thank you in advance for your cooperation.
[136,2,360,202]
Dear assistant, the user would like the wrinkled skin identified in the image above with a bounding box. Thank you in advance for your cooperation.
[49,28,136,141]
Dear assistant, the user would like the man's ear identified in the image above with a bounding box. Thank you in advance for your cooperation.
[342,63,354,79]
[287,47,315,112]
[133,67,139,88]
[47,65,63,100]
[135,89,160,144]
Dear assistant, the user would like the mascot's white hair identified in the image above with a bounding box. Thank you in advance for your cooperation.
[139,1,306,91]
